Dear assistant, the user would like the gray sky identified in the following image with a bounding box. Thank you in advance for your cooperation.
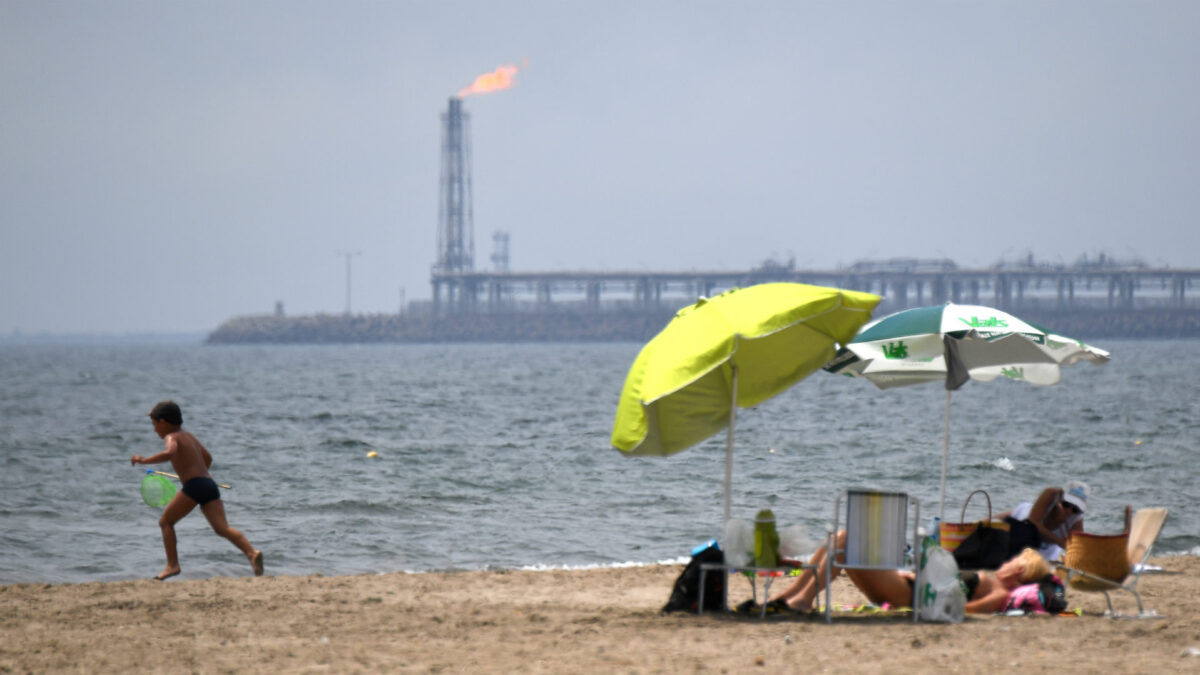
[3,1,1197,335]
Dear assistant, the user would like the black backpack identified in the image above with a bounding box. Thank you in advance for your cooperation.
[662,542,726,613]
[1038,574,1068,614]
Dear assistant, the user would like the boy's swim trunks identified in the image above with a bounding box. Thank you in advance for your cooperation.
[182,476,221,505]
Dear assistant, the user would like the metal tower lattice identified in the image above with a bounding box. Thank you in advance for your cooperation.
[491,230,510,272]
[435,97,474,275]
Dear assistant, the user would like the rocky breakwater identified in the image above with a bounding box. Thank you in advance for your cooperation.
[207,307,1200,344]
[206,310,680,344]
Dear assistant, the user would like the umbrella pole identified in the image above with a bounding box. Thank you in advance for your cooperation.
[724,366,738,526]
[940,390,951,522]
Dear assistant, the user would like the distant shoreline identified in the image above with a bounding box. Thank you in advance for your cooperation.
[0,331,207,345]
[206,307,1200,344]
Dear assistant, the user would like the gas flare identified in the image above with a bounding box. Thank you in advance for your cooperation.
[457,65,519,98]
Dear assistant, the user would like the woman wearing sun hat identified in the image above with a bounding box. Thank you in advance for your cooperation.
[998,481,1089,562]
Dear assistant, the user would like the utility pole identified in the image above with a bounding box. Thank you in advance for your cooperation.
[336,250,361,315]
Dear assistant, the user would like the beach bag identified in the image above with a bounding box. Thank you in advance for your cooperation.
[940,489,1010,552]
[1003,575,1067,614]
[918,537,966,623]
[662,542,726,613]
[1003,517,1043,557]
[950,491,1012,570]
[939,489,986,551]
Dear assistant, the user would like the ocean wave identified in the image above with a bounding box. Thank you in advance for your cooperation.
[518,558,690,572]
[992,457,1015,471]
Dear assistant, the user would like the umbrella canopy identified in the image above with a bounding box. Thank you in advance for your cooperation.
[824,303,1111,518]
[611,282,881,522]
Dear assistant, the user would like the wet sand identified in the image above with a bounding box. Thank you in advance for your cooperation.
[2,555,1198,674]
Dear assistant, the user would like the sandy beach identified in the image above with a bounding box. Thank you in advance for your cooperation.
[2,555,1198,675]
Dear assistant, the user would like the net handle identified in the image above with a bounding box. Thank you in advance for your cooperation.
[147,469,232,490]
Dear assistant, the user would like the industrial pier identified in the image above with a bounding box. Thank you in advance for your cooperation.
[207,97,1199,343]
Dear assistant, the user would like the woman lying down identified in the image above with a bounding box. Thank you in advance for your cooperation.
[753,530,1054,615]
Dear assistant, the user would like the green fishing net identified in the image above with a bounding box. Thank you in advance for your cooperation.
[141,473,176,508]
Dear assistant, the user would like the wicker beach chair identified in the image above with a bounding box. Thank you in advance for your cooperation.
[1057,507,1168,618]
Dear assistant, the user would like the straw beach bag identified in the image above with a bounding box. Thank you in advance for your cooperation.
[944,490,1013,569]
[940,490,1010,552]
[1062,532,1131,591]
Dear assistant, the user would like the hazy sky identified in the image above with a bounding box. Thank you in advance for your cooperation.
[3,1,1197,334]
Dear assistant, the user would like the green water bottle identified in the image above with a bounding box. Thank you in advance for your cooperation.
[754,509,780,568]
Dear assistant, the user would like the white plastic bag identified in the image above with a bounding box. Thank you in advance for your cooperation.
[722,518,753,567]
[918,537,966,623]
[778,524,819,560]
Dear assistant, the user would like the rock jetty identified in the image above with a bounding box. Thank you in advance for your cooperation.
[206,307,1200,344]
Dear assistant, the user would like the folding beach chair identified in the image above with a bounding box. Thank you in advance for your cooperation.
[824,489,920,623]
[1057,507,1169,618]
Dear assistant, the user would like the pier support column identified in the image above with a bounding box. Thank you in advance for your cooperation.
[488,280,508,312]
[586,281,601,311]
[994,275,1014,309]
[933,276,948,304]
[463,279,479,313]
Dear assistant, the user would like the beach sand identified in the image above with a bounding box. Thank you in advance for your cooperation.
[2,555,1198,674]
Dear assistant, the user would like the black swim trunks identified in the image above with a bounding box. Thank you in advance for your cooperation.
[182,477,221,505]
[959,571,981,598]
[906,571,982,599]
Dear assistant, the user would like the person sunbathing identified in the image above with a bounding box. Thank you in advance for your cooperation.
[762,530,1050,614]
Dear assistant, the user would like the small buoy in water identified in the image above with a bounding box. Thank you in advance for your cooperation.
[1134,439,1143,446]
[768,448,776,454]
[366,450,378,458]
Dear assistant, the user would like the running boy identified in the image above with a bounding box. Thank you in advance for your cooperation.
[130,400,263,580]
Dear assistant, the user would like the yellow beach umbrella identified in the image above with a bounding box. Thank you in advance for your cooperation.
[611,282,881,523]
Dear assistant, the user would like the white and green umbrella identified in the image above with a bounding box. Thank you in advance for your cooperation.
[824,303,1111,519]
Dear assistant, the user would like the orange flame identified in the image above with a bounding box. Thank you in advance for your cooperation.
[457,65,519,98]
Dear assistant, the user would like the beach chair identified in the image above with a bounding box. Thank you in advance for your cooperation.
[1056,507,1168,618]
[697,519,822,619]
[824,489,920,623]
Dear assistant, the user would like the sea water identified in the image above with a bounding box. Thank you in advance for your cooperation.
[0,340,1196,584]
